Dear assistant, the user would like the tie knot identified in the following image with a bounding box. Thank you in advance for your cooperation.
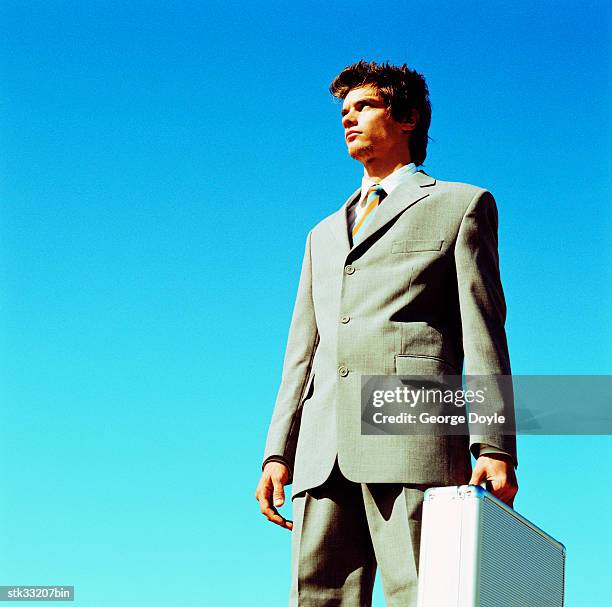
[359,183,385,208]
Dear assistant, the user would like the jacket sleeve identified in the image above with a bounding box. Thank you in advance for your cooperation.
[455,190,518,469]
[262,229,319,480]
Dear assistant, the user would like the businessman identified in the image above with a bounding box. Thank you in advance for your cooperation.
[255,60,518,606]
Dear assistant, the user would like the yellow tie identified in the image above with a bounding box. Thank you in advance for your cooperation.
[352,183,386,243]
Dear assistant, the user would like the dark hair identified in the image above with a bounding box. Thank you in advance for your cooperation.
[329,60,432,166]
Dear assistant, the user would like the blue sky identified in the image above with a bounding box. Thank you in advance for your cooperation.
[0,1,610,605]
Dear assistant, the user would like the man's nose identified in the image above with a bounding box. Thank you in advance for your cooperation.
[342,109,356,128]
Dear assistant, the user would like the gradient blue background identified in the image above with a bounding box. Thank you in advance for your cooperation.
[1,1,610,605]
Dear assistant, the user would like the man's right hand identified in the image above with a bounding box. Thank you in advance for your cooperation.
[255,462,293,530]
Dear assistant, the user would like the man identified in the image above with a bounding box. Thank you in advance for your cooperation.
[255,60,518,606]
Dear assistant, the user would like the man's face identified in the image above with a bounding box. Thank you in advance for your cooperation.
[341,84,410,162]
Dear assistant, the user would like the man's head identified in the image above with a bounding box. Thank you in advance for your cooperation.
[329,60,431,167]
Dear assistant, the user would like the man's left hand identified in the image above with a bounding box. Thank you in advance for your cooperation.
[469,454,518,507]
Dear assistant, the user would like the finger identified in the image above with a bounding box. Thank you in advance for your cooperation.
[254,477,271,503]
[489,477,518,505]
[256,477,274,514]
[258,496,293,529]
[504,481,519,507]
[469,464,485,486]
[488,475,504,493]
[272,476,286,508]
[256,482,292,529]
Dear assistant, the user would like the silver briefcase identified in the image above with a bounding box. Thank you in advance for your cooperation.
[416,484,566,607]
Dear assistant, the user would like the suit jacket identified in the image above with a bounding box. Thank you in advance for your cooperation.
[262,170,517,498]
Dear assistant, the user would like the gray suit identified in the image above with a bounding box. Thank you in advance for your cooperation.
[262,169,517,604]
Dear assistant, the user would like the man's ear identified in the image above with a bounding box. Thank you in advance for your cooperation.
[400,109,419,133]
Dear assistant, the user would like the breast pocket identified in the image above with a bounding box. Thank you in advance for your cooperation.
[391,239,444,253]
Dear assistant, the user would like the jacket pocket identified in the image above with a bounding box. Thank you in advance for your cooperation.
[391,239,444,253]
[300,373,315,406]
[394,354,459,375]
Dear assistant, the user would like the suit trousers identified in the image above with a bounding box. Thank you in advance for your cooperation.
[289,457,428,607]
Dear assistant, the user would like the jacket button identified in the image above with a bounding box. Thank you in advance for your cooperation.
[340,315,350,323]
[344,264,355,275]
[338,365,349,377]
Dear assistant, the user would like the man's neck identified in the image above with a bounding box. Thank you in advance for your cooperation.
[362,157,413,183]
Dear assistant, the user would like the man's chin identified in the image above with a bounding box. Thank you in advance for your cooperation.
[347,143,374,161]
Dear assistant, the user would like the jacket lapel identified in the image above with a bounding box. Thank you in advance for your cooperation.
[328,170,437,257]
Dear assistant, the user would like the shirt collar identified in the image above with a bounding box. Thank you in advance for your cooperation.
[359,162,418,202]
